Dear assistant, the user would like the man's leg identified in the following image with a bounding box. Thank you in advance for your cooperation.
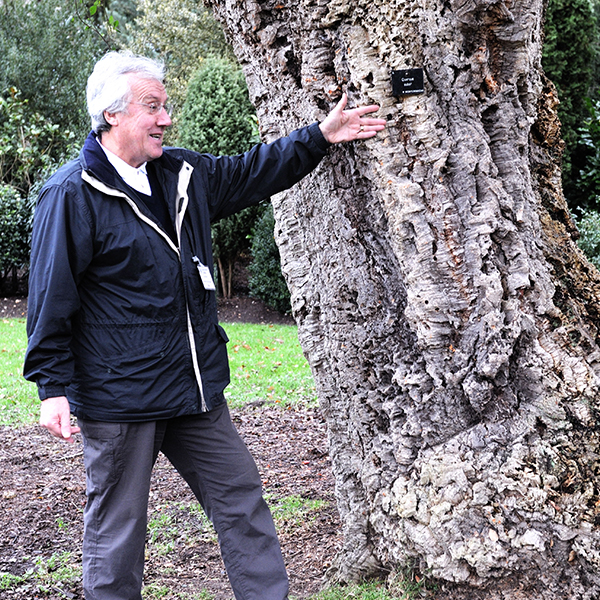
[160,403,289,600]
[78,419,162,600]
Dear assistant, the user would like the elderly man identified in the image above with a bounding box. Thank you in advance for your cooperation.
[24,51,385,600]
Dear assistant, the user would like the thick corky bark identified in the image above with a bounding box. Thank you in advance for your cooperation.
[206,0,600,596]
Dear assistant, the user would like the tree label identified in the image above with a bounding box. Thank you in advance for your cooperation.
[392,69,424,96]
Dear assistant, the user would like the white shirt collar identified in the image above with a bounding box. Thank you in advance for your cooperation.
[97,137,151,196]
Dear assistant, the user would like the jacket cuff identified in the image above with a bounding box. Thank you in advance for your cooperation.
[38,385,67,401]
[307,122,332,152]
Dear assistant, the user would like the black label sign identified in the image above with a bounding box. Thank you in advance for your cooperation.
[392,68,424,96]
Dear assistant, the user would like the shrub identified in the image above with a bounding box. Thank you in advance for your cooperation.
[178,57,260,298]
[0,0,106,143]
[575,99,600,210]
[178,57,256,156]
[542,0,598,208]
[211,204,265,297]
[576,208,600,268]
[0,87,76,196]
[249,204,291,314]
[0,184,31,294]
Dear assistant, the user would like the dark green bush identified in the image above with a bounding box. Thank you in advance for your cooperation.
[542,0,599,208]
[249,204,291,314]
[178,57,260,298]
[0,88,76,196]
[0,184,31,293]
[576,208,600,268]
[178,57,256,156]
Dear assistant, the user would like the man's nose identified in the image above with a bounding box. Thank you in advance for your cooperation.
[158,108,172,127]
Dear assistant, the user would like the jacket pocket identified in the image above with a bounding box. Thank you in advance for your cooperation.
[216,324,229,343]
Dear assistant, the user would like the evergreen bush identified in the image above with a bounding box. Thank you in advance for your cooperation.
[0,88,76,196]
[576,208,600,268]
[249,204,291,314]
[576,98,600,209]
[0,184,31,294]
[178,57,256,156]
[178,57,261,298]
[542,0,598,208]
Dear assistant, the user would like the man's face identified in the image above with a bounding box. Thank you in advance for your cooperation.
[104,74,172,168]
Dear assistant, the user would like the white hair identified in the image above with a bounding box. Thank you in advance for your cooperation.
[86,51,165,133]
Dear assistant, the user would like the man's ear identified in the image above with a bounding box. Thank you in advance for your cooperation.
[104,111,119,126]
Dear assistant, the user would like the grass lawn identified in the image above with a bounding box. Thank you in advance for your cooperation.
[0,318,316,426]
[0,317,37,425]
[223,321,317,408]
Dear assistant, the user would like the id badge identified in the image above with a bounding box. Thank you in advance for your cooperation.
[192,256,216,291]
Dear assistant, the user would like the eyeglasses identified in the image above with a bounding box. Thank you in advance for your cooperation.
[131,101,173,116]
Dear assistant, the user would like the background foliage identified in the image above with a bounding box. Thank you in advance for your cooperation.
[0,88,76,196]
[127,0,235,138]
[576,208,600,267]
[0,0,107,144]
[249,204,291,313]
[542,0,597,207]
[178,57,256,156]
[0,186,31,294]
[177,57,266,298]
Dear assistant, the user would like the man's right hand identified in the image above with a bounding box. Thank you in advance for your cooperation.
[40,396,80,443]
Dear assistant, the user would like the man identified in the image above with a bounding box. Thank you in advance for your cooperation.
[24,50,386,600]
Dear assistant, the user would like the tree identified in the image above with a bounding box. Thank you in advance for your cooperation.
[206,0,600,597]
[178,57,261,298]
[0,0,107,143]
[127,0,235,122]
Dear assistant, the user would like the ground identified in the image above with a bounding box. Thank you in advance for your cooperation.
[0,296,339,600]
[0,295,295,325]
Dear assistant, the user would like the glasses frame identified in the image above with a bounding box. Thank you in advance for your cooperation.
[130,101,173,117]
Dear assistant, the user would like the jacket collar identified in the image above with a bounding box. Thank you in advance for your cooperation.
[80,131,184,190]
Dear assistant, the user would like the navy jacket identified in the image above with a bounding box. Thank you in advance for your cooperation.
[24,124,329,421]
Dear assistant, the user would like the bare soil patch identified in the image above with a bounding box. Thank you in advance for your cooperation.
[0,406,340,599]
[1,295,293,325]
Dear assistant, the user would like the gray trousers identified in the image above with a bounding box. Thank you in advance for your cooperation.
[78,403,288,600]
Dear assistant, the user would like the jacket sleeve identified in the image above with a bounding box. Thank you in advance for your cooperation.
[201,122,331,222]
[23,178,94,400]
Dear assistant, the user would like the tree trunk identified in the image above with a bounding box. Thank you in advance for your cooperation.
[217,256,228,298]
[207,0,600,597]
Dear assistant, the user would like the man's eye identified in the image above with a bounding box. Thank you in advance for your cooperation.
[148,103,159,113]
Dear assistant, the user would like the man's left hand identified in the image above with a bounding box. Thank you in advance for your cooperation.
[319,93,386,144]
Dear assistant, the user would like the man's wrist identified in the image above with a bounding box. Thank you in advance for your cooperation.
[38,385,67,401]
[311,122,332,150]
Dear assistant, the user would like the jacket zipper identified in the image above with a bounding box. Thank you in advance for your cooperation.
[81,163,207,412]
